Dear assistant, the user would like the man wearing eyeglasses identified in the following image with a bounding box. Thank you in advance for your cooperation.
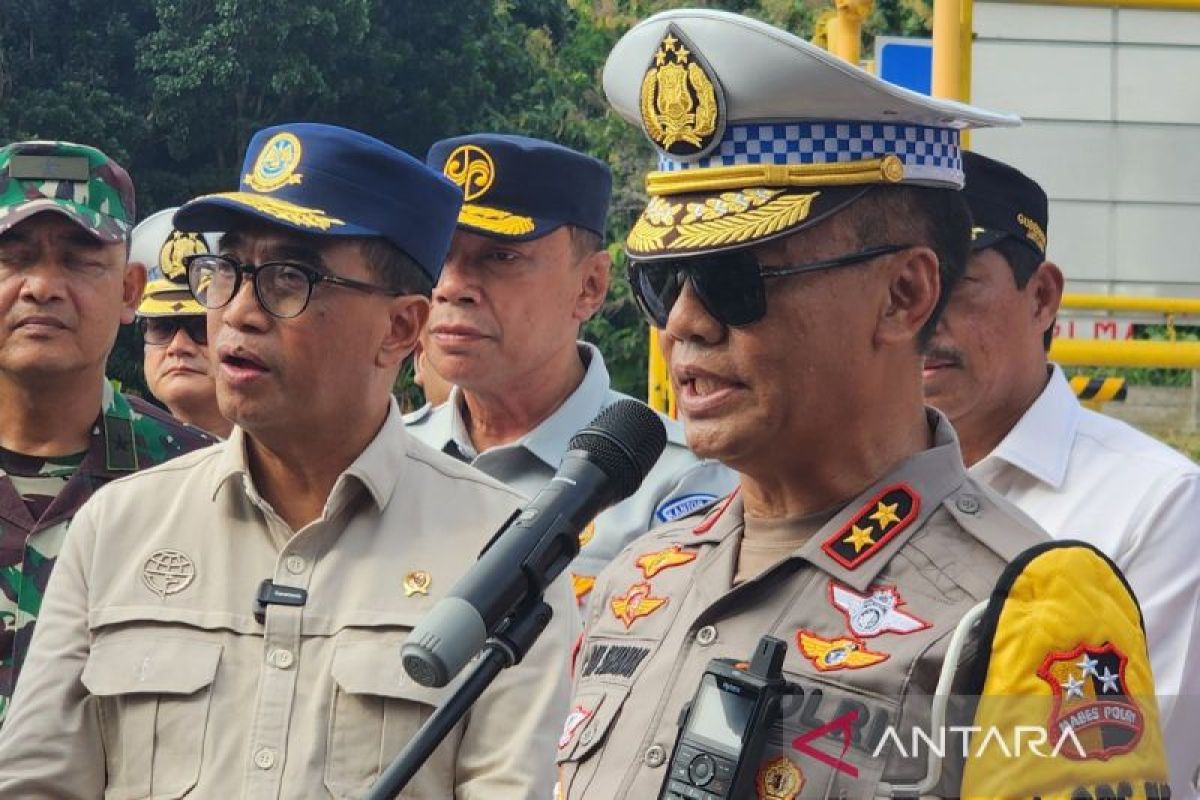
[0,123,576,798]
[557,11,1169,800]
[0,141,213,727]
[411,134,735,608]
[132,207,232,438]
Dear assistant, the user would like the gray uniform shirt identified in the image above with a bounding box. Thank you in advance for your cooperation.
[406,342,736,607]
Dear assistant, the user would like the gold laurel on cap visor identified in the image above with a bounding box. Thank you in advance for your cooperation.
[189,191,346,232]
[626,184,873,259]
[137,289,206,317]
[455,202,570,242]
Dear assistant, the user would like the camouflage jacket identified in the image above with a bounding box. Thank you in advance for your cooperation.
[0,381,213,722]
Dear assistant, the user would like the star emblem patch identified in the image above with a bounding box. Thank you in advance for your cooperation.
[821,484,919,570]
[828,581,931,639]
[635,544,697,579]
[1037,642,1144,761]
[797,630,889,672]
[611,581,669,629]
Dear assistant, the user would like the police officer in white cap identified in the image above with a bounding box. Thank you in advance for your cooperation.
[132,208,232,438]
[559,10,1170,800]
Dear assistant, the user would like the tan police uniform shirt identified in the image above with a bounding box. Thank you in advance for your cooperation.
[0,400,576,799]
[558,411,1048,799]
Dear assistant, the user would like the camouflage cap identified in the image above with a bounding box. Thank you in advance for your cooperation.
[0,141,135,243]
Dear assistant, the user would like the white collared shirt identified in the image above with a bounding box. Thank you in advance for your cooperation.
[971,365,1200,796]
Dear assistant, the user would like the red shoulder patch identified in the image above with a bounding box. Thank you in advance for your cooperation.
[820,484,919,570]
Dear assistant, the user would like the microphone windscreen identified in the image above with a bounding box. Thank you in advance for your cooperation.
[569,399,667,500]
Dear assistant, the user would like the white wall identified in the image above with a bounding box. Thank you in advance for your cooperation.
[970,2,1200,296]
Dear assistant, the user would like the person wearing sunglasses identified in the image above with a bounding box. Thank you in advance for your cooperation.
[924,152,1200,797]
[410,133,735,609]
[0,142,214,727]
[0,123,577,798]
[131,208,232,438]
[557,11,1167,800]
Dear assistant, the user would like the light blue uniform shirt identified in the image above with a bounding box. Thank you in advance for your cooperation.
[405,342,736,604]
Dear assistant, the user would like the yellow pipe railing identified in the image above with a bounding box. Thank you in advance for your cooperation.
[1060,293,1200,316]
[1051,339,1200,368]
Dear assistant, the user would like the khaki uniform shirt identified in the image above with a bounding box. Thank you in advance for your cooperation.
[0,400,576,799]
[559,412,1047,799]
[406,343,737,608]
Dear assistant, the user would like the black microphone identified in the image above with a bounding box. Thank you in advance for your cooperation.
[401,399,667,688]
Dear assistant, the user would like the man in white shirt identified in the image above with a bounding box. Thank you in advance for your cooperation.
[924,150,1200,798]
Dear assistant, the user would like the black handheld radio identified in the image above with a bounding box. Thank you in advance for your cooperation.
[659,636,793,800]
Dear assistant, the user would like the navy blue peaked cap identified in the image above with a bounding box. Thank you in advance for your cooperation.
[426,133,611,241]
[175,123,462,282]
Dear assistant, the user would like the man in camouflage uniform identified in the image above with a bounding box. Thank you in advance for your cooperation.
[0,141,212,722]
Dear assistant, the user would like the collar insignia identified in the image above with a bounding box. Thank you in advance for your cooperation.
[245,131,304,193]
[611,581,669,629]
[829,581,931,639]
[639,24,726,160]
[797,629,889,672]
[757,755,805,800]
[1037,642,1144,760]
[693,488,739,535]
[579,521,596,549]
[820,484,919,570]
[635,544,697,579]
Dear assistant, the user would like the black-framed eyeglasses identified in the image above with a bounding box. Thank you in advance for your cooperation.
[140,315,208,346]
[627,244,912,329]
[183,254,402,319]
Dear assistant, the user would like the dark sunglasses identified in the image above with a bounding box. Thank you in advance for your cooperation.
[139,315,208,346]
[627,244,911,328]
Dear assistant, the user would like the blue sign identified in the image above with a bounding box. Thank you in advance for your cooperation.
[876,37,933,96]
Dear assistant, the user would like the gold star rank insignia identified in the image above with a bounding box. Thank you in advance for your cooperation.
[821,484,919,570]
[842,524,876,553]
[869,500,902,529]
[797,630,889,672]
[635,544,697,579]
[611,581,669,629]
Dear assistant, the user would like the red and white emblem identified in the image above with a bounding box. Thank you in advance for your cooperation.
[558,704,594,751]
[828,581,931,639]
[1038,642,1144,761]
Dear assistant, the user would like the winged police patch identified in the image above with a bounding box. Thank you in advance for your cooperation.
[797,630,888,672]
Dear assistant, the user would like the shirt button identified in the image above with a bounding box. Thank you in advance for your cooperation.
[285,555,307,575]
[269,649,295,669]
[579,726,595,746]
[644,744,667,768]
[695,625,718,646]
[253,747,276,770]
[955,494,981,515]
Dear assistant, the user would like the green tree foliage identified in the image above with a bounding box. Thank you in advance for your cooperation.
[0,0,931,405]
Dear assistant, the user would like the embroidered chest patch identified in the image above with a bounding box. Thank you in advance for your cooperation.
[828,581,930,639]
[610,581,669,629]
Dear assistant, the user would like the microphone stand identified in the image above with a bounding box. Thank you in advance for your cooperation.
[364,598,554,800]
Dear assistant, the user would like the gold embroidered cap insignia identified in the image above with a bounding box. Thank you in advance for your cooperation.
[639,25,725,160]
[245,132,304,193]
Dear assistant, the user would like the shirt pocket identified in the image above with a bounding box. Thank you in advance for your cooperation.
[81,635,222,800]
[556,684,631,799]
[324,638,449,799]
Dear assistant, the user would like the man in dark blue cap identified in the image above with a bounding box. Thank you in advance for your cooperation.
[0,123,576,798]
[410,134,735,608]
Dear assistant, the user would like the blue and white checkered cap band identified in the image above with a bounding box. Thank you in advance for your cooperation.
[656,122,964,188]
